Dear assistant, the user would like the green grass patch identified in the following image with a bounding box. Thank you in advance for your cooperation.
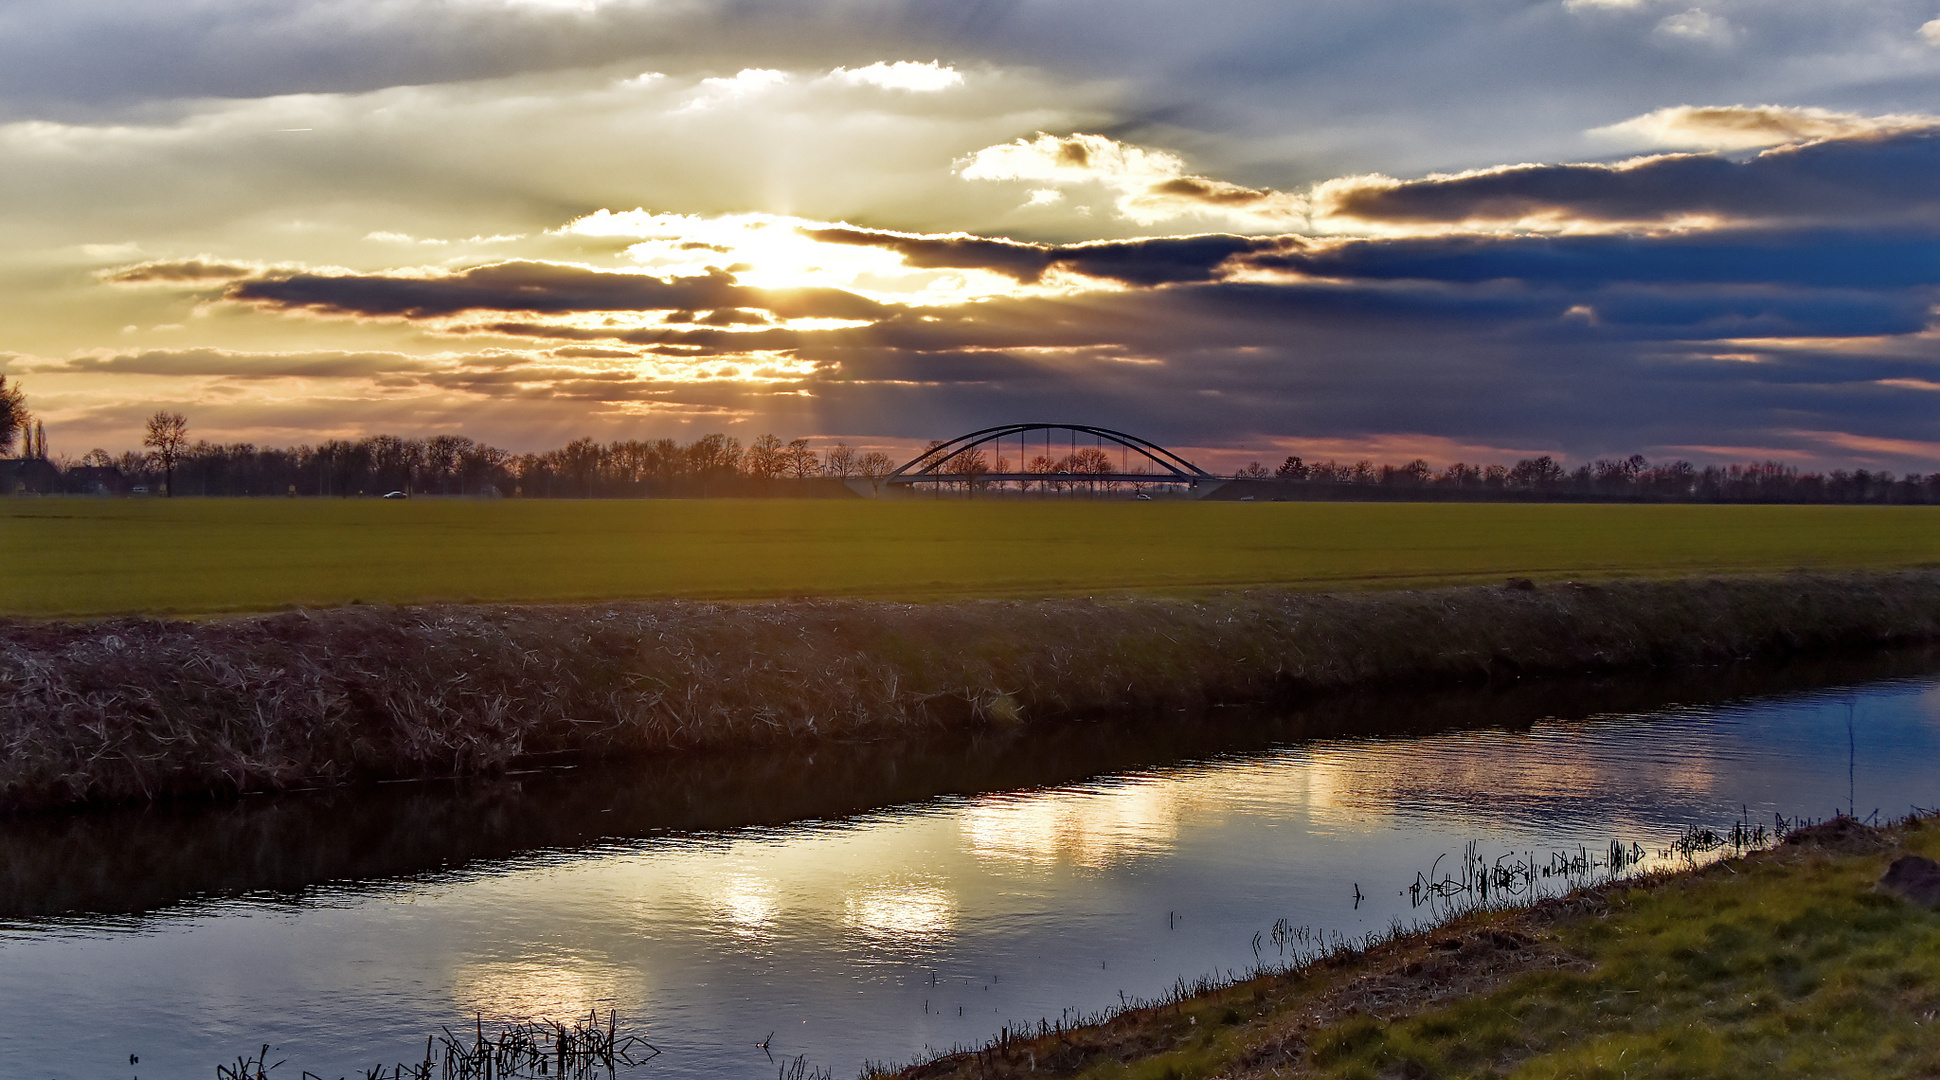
[5,498,1940,618]
[1302,826,1940,1080]
[891,821,1940,1080]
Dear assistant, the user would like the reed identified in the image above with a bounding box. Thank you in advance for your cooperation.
[217,1011,654,1080]
[6,570,1940,812]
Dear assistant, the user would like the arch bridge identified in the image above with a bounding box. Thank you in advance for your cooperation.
[867,424,1225,496]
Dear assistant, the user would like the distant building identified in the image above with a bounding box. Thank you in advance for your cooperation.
[0,458,62,495]
[62,465,127,495]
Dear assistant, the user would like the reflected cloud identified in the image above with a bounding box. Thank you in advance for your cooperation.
[963,782,1180,870]
[1289,728,1721,832]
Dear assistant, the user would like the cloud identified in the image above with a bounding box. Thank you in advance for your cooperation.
[803,226,1055,282]
[960,133,1307,229]
[1593,105,1940,151]
[1239,228,1940,291]
[28,348,446,378]
[1653,8,1734,46]
[1312,129,1940,231]
[1923,17,1940,46]
[827,61,963,92]
[800,226,1277,286]
[681,68,791,110]
[208,261,891,323]
[99,258,259,284]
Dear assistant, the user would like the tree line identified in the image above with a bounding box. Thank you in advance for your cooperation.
[55,418,902,498]
[3,384,1938,502]
[1233,453,1940,504]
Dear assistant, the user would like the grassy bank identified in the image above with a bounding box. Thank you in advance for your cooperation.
[5,499,1940,617]
[5,572,1940,812]
[885,816,1940,1080]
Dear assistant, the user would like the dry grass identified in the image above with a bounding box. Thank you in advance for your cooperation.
[5,571,1940,812]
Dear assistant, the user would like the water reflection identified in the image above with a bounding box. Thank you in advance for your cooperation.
[2,648,1938,1080]
[964,782,1181,870]
[452,956,635,1020]
[702,874,782,940]
[843,883,956,945]
[4,646,1931,922]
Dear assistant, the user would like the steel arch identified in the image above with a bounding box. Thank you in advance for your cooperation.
[884,424,1213,484]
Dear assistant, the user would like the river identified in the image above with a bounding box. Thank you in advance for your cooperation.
[3,650,1938,1080]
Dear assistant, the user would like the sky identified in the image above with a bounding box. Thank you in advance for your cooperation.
[5,0,1940,470]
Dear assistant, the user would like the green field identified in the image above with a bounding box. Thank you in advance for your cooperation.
[4,497,1939,618]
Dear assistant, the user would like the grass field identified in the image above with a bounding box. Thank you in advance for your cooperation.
[4,497,1940,618]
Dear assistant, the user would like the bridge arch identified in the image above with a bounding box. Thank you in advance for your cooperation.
[880,424,1217,492]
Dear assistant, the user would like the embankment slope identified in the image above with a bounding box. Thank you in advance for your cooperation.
[885,816,1940,1079]
[5,571,1940,812]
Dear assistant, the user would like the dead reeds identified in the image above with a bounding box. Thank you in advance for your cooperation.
[6,570,1940,813]
[216,1011,653,1080]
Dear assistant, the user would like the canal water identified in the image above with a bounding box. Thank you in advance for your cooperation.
[3,652,1939,1080]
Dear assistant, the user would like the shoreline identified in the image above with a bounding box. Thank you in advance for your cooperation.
[6,570,1940,813]
[878,814,1940,1079]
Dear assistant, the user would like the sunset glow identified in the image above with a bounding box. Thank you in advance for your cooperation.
[2,2,1939,469]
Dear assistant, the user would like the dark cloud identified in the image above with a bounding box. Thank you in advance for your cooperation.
[804,228,1274,285]
[10,0,1937,195]
[805,227,1055,282]
[772,282,1940,469]
[1322,130,1940,227]
[69,195,1940,470]
[223,261,889,321]
[1248,229,1940,290]
[1049,235,1273,286]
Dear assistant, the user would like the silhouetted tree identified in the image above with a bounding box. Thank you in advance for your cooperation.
[822,443,860,478]
[856,451,896,479]
[0,377,26,457]
[143,411,189,496]
[743,434,786,479]
[784,438,820,479]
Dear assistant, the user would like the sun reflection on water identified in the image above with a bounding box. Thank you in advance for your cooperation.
[703,873,781,940]
[841,882,956,945]
[449,955,635,1021]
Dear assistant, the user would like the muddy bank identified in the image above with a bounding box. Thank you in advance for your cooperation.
[4,571,1940,813]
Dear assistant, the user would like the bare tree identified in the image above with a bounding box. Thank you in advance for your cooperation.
[744,434,786,478]
[856,451,896,479]
[822,443,860,478]
[143,411,189,496]
[784,438,820,479]
[684,433,743,479]
[558,437,602,497]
